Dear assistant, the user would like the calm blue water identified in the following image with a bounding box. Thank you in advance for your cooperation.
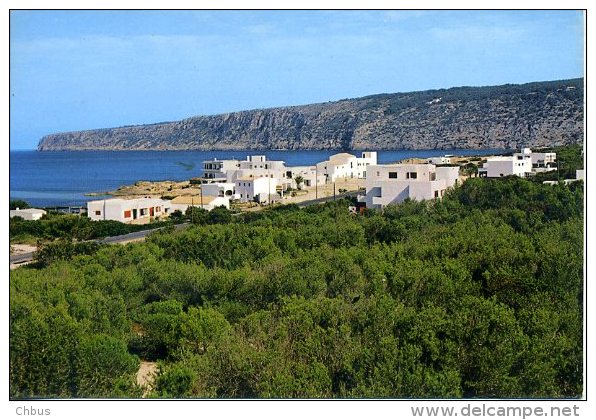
[10,149,504,207]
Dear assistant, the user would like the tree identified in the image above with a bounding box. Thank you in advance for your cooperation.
[207,206,232,224]
[294,175,304,190]
[10,200,30,210]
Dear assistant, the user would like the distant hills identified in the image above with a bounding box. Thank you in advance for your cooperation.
[37,78,584,151]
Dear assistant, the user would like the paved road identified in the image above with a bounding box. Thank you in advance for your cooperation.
[10,252,35,265]
[10,193,357,267]
[9,222,189,267]
[96,222,189,244]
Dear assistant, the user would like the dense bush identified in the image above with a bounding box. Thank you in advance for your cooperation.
[10,213,176,243]
[10,177,583,398]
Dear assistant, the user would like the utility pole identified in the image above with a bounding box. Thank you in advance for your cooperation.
[315,166,318,199]
[268,169,271,205]
[333,182,336,201]
[191,195,194,223]
[200,178,204,209]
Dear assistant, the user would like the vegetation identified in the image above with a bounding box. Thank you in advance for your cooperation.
[10,177,583,398]
[530,144,584,183]
[10,200,31,210]
[9,213,178,244]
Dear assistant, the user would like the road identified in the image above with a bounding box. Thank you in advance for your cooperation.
[9,223,189,267]
[10,193,357,268]
[296,190,359,207]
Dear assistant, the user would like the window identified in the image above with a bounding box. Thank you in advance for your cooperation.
[407,172,417,179]
[517,155,523,160]
[124,210,131,218]
[388,172,398,179]
[430,172,436,181]
[434,191,439,198]
[95,210,101,216]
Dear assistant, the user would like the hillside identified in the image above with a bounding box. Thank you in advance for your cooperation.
[37,78,584,151]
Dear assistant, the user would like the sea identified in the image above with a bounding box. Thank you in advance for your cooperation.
[9,149,504,208]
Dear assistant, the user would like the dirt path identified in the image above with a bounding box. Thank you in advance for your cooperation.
[136,361,158,397]
[9,244,37,255]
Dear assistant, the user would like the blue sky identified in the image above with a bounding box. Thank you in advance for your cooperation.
[10,10,584,150]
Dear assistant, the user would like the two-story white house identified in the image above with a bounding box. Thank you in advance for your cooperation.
[479,148,533,178]
[359,163,460,209]
[284,166,327,189]
[530,151,557,173]
[202,158,241,181]
[235,176,280,204]
[316,151,377,182]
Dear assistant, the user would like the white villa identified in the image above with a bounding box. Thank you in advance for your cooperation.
[202,158,241,181]
[235,176,281,204]
[359,163,460,209]
[531,151,557,173]
[87,197,171,224]
[479,148,533,178]
[10,208,47,221]
[316,151,377,182]
[427,155,453,165]
[284,165,327,189]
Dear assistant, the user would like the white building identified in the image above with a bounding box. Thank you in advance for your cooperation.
[202,158,241,181]
[284,166,326,189]
[479,148,533,178]
[169,195,230,212]
[201,182,238,199]
[10,208,46,221]
[87,197,171,224]
[225,155,291,189]
[427,155,453,165]
[316,151,377,182]
[531,151,557,168]
[359,163,460,209]
[235,176,280,204]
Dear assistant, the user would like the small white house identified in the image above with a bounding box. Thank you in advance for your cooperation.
[235,176,279,204]
[427,156,452,165]
[87,197,170,224]
[284,166,326,189]
[359,163,459,209]
[10,208,46,221]
[479,148,533,178]
[169,195,230,212]
[316,151,377,182]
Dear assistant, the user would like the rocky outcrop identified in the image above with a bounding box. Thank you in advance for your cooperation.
[38,78,584,151]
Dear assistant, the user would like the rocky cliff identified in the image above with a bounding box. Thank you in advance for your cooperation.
[38,78,584,151]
